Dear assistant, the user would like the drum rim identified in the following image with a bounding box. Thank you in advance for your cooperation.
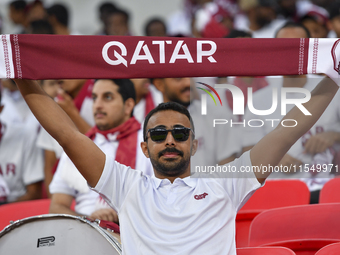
[0,214,122,253]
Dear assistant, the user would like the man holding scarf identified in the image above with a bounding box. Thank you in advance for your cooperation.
[49,79,153,222]
[14,72,339,254]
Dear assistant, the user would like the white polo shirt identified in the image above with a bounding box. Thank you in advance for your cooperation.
[93,151,260,255]
[36,127,63,158]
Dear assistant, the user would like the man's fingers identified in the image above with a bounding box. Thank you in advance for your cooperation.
[304,137,319,154]
[304,132,336,154]
[90,209,118,223]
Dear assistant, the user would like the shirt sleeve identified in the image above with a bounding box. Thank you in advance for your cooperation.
[36,127,63,158]
[49,162,77,197]
[215,151,262,212]
[92,155,144,212]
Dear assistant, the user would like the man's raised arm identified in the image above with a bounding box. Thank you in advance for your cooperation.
[250,77,339,183]
[14,79,105,187]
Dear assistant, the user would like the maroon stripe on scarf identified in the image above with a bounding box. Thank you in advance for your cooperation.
[303,38,310,75]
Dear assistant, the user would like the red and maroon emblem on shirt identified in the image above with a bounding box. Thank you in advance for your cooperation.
[194,192,208,200]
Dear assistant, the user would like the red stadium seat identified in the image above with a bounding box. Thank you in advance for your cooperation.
[0,199,51,231]
[319,178,340,203]
[237,246,296,255]
[236,180,310,247]
[315,242,340,255]
[248,203,340,255]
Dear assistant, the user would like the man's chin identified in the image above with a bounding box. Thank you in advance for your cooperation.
[95,122,110,131]
[180,99,191,107]
[170,97,191,107]
[157,166,187,177]
[160,158,186,169]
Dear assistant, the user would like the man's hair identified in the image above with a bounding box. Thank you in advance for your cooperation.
[275,21,311,38]
[30,19,54,34]
[9,0,26,10]
[143,102,195,141]
[111,79,135,103]
[99,2,117,15]
[47,4,69,27]
[95,79,136,117]
[225,29,252,38]
[111,9,130,24]
[144,17,166,36]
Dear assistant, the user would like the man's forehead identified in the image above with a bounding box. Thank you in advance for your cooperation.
[147,110,190,129]
[93,80,119,92]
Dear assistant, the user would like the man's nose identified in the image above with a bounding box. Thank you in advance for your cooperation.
[93,98,104,109]
[164,131,175,145]
[182,78,191,87]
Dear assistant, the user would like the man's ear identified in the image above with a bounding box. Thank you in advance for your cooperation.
[152,78,165,93]
[124,98,135,116]
[191,138,198,156]
[141,141,150,158]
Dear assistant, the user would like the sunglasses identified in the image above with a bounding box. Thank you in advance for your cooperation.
[145,127,194,142]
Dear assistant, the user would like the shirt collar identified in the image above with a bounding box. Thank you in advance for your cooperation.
[95,132,118,145]
[151,175,197,189]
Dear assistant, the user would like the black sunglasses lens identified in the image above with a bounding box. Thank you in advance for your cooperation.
[150,129,167,142]
[149,128,191,142]
[172,128,190,141]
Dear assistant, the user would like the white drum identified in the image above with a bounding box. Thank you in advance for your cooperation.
[0,214,122,254]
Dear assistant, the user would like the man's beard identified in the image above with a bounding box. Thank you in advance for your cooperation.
[149,147,191,177]
[167,88,191,107]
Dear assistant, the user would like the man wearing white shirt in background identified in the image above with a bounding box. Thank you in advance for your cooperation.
[0,85,43,202]
[49,79,153,222]
[37,78,95,197]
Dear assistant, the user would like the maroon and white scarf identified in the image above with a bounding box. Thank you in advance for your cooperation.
[86,117,141,168]
[0,35,340,83]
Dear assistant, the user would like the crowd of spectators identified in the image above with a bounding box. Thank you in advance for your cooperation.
[1,0,340,220]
